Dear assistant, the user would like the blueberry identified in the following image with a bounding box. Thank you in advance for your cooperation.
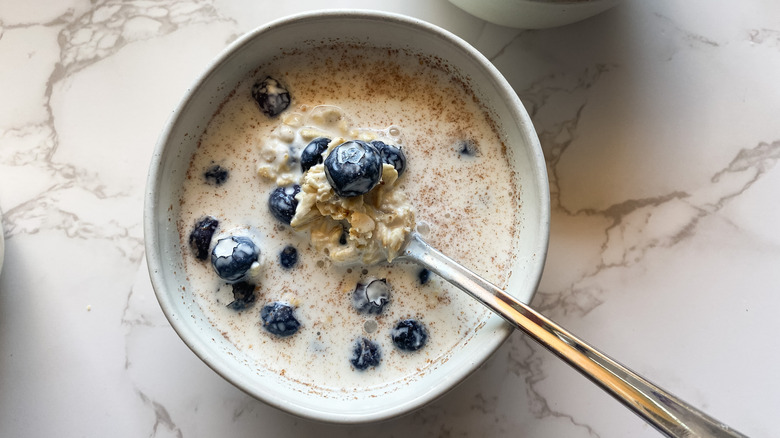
[371,140,407,177]
[300,137,331,173]
[268,185,300,224]
[287,146,299,166]
[350,337,381,370]
[204,164,229,186]
[391,319,428,352]
[227,281,256,311]
[251,76,290,117]
[352,278,391,315]
[418,268,430,285]
[458,139,479,156]
[260,302,300,337]
[189,216,219,261]
[211,236,259,282]
[324,140,382,197]
[279,245,298,269]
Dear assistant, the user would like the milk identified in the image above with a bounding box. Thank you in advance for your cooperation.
[177,45,521,391]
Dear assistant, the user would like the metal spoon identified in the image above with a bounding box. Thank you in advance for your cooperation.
[399,232,746,438]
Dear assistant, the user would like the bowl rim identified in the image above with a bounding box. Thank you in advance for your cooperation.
[144,9,550,423]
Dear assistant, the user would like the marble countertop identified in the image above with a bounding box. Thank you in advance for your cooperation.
[1,1,778,436]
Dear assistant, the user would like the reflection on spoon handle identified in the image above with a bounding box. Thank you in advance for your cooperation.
[400,232,746,438]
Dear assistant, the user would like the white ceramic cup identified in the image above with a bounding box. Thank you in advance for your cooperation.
[449,0,622,29]
[145,10,549,423]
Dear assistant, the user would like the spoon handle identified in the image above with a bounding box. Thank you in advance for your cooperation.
[401,232,746,438]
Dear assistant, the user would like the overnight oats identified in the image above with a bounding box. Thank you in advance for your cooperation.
[177,45,522,391]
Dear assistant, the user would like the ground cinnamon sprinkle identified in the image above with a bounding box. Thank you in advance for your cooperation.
[177,42,522,392]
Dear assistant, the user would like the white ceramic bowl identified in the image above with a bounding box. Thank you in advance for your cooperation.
[145,10,549,423]
[449,0,622,29]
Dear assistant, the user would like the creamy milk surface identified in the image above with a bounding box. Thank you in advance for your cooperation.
[178,45,521,392]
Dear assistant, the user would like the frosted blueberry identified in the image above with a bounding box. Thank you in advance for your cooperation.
[391,319,428,352]
[352,278,391,315]
[211,236,259,282]
[371,140,407,176]
[251,77,290,117]
[261,302,300,337]
[300,137,331,173]
[268,185,300,225]
[279,245,298,269]
[189,216,218,261]
[324,140,382,197]
[203,164,229,186]
[227,281,256,311]
[350,337,381,370]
